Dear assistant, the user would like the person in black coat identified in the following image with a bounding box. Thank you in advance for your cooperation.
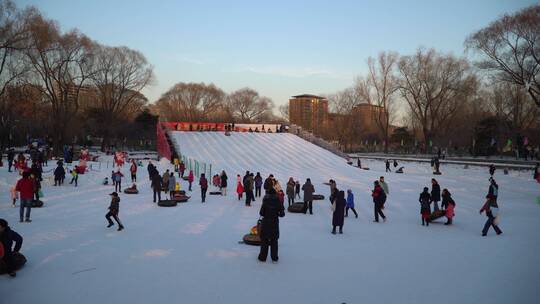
[385,159,391,172]
[0,219,23,277]
[220,170,228,195]
[54,163,65,186]
[533,163,539,180]
[419,187,432,226]
[332,190,346,234]
[258,188,285,263]
[263,174,275,193]
[7,148,15,172]
[151,173,163,203]
[431,178,441,211]
[489,164,496,176]
[105,192,124,231]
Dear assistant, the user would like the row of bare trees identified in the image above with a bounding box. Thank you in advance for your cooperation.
[0,0,154,153]
[326,5,539,155]
[151,84,277,124]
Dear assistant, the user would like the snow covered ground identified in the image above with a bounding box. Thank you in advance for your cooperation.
[0,132,539,304]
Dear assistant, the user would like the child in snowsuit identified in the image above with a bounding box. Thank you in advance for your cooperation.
[295,180,301,199]
[480,195,502,236]
[105,192,124,231]
[188,170,194,191]
[419,187,432,226]
[113,170,124,192]
[345,189,358,218]
[69,170,78,187]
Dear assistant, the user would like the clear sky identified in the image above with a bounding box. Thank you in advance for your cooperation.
[16,0,537,106]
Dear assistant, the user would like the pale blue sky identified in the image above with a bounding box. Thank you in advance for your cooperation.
[17,0,537,106]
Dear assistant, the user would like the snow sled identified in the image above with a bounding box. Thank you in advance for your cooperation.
[361,167,370,170]
[31,200,44,208]
[347,161,353,165]
[0,252,27,275]
[433,171,442,175]
[395,167,404,174]
[312,194,325,200]
[209,191,222,195]
[242,234,261,246]
[171,192,190,202]
[429,210,446,221]
[157,200,177,207]
[288,202,305,213]
[182,176,189,181]
[124,187,139,194]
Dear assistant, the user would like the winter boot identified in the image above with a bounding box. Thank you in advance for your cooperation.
[118,225,124,231]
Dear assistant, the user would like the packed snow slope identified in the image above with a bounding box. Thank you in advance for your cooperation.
[170,131,358,187]
[0,136,539,304]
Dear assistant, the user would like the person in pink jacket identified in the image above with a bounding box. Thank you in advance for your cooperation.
[188,170,194,191]
[441,189,455,225]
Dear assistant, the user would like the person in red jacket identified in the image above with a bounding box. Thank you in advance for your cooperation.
[130,159,137,183]
[199,173,208,203]
[188,170,194,191]
[15,171,35,223]
[371,181,386,222]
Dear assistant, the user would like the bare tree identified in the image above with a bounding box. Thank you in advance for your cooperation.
[465,5,540,107]
[90,45,153,150]
[24,12,95,153]
[155,82,225,122]
[227,88,274,122]
[398,48,476,151]
[356,51,399,153]
[278,104,289,121]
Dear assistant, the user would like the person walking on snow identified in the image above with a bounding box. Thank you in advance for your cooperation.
[419,187,432,226]
[385,159,391,172]
[179,161,185,178]
[244,174,254,206]
[69,169,78,187]
[16,171,35,223]
[54,162,65,186]
[236,175,244,200]
[372,181,386,222]
[151,172,162,203]
[199,173,208,203]
[7,148,15,172]
[431,178,441,211]
[130,159,137,182]
[441,189,455,225]
[345,189,358,218]
[379,176,389,208]
[480,194,502,236]
[162,170,170,195]
[105,192,124,231]
[168,172,176,198]
[489,164,496,176]
[113,169,124,192]
[295,180,301,199]
[331,190,346,234]
[188,170,194,191]
[220,170,228,195]
[258,188,285,263]
[254,172,263,197]
[488,177,498,202]
[286,178,295,207]
[302,178,315,215]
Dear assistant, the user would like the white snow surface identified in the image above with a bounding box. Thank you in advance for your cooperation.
[0,132,539,304]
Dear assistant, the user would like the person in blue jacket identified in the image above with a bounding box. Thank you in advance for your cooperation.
[345,189,358,218]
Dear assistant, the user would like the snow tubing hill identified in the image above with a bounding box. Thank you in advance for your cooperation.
[124,188,139,194]
[312,194,325,200]
[157,200,177,207]
[288,202,305,213]
[0,252,26,274]
[32,200,44,208]
[242,234,261,246]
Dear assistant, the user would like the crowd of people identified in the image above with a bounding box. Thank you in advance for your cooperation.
[2,148,537,277]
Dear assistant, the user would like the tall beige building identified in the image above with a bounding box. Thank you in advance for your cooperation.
[289,94,328,136]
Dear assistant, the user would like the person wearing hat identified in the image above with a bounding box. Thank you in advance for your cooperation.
[258,188,285,263]
[106,192,124,231]
[480,194,502,236]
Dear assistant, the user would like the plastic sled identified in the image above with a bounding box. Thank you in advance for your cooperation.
[171,194,190,203]
[433,172,442,175]
[209,191,222,195]
[32,200,44,208]
[157,200,177,207]
[124,188,139,194]
[242,234,261,246]
[288,202,305,213]
[312,194,325,200]
[429,210,446,221]
[0,252,27,274]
